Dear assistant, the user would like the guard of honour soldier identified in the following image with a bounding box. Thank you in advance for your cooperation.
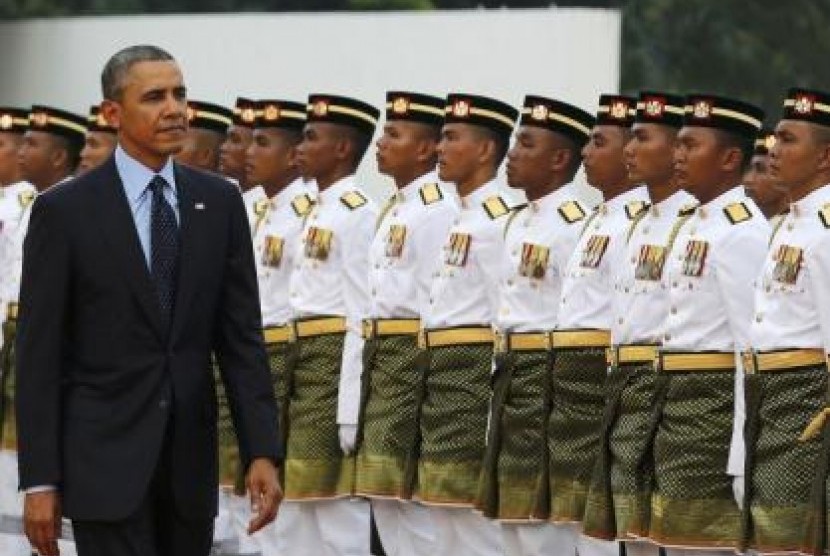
[2,83,830,556]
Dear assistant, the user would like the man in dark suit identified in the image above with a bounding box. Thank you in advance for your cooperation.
[15,45,282,556]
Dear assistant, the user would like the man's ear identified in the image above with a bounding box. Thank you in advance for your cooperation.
[100,100,121,131]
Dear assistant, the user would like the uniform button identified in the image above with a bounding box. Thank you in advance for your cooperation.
[618,317,624,324]
[672,281,678,288]
[507,279,514,286]
[624,287,630,293]
[664,334,671,341]
[429,298,434,304]
[670,307,677,314]
[755,314,763,322]
[371,288,377,296]
[642,226,649,234]
[631,257,636,263]
[374,264,380,269]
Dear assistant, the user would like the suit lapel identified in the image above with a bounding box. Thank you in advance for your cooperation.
[170,165,202,341]
[92,157,166,340]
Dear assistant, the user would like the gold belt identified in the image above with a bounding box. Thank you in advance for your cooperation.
[551,329,611,349]
[292,316,347,339]
[606,344,659,366]
[6,302,18,321]
[741,348,826,374]
[494,331,552,354]
[361,318,420,339]
[418,326,493,349]
[263,325,292,344]
[657,351,735,373]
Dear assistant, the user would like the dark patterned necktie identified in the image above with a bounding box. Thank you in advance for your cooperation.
[149,175,179,329]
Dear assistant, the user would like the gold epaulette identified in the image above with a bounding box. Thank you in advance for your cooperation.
[558,200,586,224]
[820,204,830,229]
[340,190,368,210]
[625,200,648,220]
[419,183,443,205]
[18,190,35,209]
[678,203,698,217]
[483,196,510,219]
[291,193,314,217]
[724,201,752,224]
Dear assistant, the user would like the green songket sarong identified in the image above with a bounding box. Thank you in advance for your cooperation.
[741,364,827,554]
[0,318,17,452]
[284,330,354,500]
[476,347,551,520]
[548,346,609,524]
[583,360,658,540]
[416,339,494,506]
[355,333,422,499]
[649,368,740,548]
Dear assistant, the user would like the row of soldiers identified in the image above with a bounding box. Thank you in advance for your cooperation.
[0,85,826,556]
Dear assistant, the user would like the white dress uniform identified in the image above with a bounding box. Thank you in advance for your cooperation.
[281,174,377,556]
[420,177,512,556]
[495,181,587,556]
[657,187,768,555]
[556,185,649,556]
[0,182,35,344]
[612,188,698,347]
[365,171,459,556]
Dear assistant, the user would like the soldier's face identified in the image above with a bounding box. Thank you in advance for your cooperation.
[102,60,187,170]
[744,153,786,214]
[296,122,339,181]
[220,125,252,181]
[769,120,826,191]
[18,131,59,190]
[173,129,202,169]
[77,131,117,176]
[376,121,432,179]
[675,126,728,198]
[246,128,297,187]
[582,125,629,191]
[505,126,556,190]
[0,132,22,185]
[436,123,482,184]
[624,123,676,186]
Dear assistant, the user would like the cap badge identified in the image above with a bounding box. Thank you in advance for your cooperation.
[96,113,109,127]
[32,112,49,127]
[452,100,470,118]
[186,107,196,121]
[530,104,549,121]
[645,98,665,117]
[392,97,409,114]
[764,134,777,150]
[0,114,12,130]
[794,94,815,115]
[610,101,629,119]
[693,100,712,119]
[241,107,257,123]
[312,100,329,117]
[264,104,280,121]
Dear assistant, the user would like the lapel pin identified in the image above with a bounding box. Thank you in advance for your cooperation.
[195,202,205,210]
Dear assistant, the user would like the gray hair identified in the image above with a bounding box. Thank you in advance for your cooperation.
[101,45,175,101]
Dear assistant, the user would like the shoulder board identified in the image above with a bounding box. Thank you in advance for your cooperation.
[625,200,648,220]
[340,190,368,210]
[558,200,586,224]
[723,201,752,224]
[291,193,314,217]
[419,183,443,205]
[678,203,698,217]
[482,196,510,219]
[819,204,830,229]
[18,190,35,209]
[253,198,270,217]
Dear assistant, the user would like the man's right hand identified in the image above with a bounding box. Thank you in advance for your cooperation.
[24,490,61,556]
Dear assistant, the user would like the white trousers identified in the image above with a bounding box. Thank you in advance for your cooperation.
[501,521,579,556]
[276,498,370,556]
[578,534,619,556]
[371,498,435,556]
[429,506,503,556]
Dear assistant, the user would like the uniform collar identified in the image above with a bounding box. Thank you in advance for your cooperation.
[461,177,501,210]
[317,174,355,204]
[242,185,266,203]
[600,184,648,216]
[696,186,743,219]
[274,177,311,205]
[398,170,440,203]
[650,188,696,217]
[791,183,830,218]
[528,181,579,214]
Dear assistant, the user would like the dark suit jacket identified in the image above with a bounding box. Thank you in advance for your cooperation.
[14,155,281,522]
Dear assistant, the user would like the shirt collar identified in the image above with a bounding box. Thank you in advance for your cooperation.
[318,174,355,204]
[696,185,743,218]
[462,177,501,210]
[528,181,579,213]
[114,145,176,204]
[601,184,649,215]
[651,188,696,217]
[274,177,311,205]
[792,183,830,217]
[397,170,440,203]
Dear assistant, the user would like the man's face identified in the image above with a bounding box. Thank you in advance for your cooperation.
[103,60,187,168]
[77,131,117,175]
[436,123,484,184]
[375,121,431,179]
[0,132,22,185]
[296,122,340,181]
[505,126,555,190]
[744,153,786,212]
[246,128,296,187]
[220,124,252,181]
[582,125,629,191]
[19,131,59,189]
[624,122,676,185]
[769,120,825,191]
[674,126,724,197]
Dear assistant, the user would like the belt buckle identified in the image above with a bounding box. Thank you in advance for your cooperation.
[417,329,428,350]
[742,351,756,375]
[362,319,374,340]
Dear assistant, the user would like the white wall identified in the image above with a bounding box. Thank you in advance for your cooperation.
[0,8,620,202]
